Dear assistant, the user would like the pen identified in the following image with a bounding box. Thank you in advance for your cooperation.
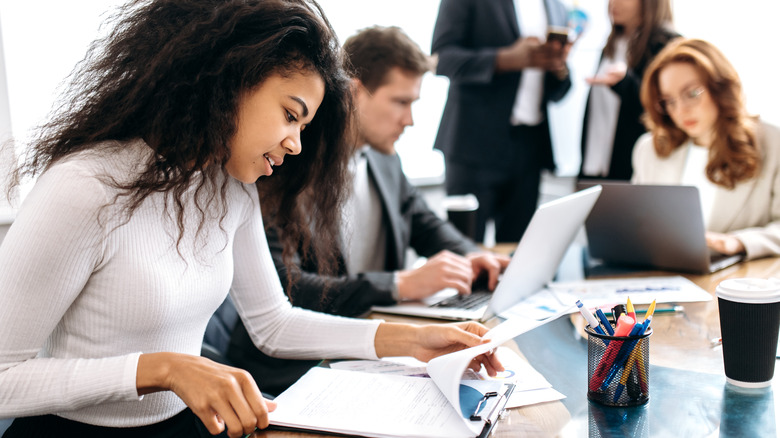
[595,308,614,335]
[603,305,683,317]
[599,322,643,391]
[613,334,644,402]
[588,314,635,392]
[634,300,656,393]
[576,300,606,336]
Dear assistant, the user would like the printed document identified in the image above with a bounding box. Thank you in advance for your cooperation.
[269,311,567,437]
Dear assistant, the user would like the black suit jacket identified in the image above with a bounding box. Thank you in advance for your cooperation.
[432,0,572,170]
[579,27,680,180]
[227,148,479,395]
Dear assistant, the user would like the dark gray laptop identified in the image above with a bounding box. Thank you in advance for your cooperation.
[582,182,743,274]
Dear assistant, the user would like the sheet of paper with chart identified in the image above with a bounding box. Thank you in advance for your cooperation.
[330,346,565,409]
[499,275,712,320]
[269,314,564,438]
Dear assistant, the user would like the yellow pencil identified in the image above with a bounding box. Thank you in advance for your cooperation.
[614,342,643,401]
[643,300,657,325]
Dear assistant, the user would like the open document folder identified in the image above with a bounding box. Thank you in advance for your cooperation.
[268,311,568,438]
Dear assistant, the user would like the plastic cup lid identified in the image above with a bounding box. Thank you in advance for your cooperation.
[715,277,780,304]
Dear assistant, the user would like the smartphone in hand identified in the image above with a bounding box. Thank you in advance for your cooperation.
[546,26,570,45]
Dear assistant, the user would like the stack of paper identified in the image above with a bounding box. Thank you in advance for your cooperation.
[269,312,568,438]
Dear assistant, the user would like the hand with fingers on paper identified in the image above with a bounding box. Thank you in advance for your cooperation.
[374,321,505,377]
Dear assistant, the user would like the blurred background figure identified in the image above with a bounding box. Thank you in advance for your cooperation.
[579,0,678,181]
[633,38,780,259]
[431,0,572,244]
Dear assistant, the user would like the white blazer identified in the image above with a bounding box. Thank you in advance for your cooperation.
[632,121,780,260]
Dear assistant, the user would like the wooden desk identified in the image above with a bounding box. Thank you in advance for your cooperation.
[252,256,780,437]
[581,256,780,374]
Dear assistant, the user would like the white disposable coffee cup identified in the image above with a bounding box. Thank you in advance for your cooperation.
[715,277,780,388]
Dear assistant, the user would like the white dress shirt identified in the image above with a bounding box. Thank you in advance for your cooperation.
[510,0,548,126]
[582,37,628,176]
[342,146,387,275]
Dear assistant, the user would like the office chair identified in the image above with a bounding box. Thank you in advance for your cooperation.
[201,294,239,366]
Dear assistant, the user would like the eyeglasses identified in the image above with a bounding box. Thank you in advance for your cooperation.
[656,86,707,114]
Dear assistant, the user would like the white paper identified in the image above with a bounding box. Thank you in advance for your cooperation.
[501,275,711,320]
[506,387,566,408]
[331,347,559,410]
[329,357,481,380]
[271,313,570,437]
[427,309,569,418]
[480,347,551,391]
[270,367,480,438]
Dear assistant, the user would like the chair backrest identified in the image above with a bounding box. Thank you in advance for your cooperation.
[202,294,239,365]
[0,418,13,435]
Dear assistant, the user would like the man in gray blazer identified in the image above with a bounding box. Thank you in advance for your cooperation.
[227,26,509,395]
[432,0,572,243]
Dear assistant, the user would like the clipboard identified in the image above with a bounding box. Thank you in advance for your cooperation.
[476,383,515,438]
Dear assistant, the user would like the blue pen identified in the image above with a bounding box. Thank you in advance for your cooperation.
[595,308,614,335]
[613,322,649,402]
[602,323,645,392]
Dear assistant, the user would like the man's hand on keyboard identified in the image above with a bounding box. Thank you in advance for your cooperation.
[396,250,473,300]
[466,252,511,290]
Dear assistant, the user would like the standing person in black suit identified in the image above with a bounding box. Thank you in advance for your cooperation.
[431,0,572,244]
[227,26,510,396]
[579,0,678,180]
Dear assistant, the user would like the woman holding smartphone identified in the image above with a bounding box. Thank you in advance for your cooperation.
[633,38,780,259]
[579,0,679,181]
[0,1,501,437]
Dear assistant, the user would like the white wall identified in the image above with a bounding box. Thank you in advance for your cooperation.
[0,16,16,222]
[673,0,780,126]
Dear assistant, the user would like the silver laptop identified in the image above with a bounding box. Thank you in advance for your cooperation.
[371,185,602,322]
[583,183,743,274]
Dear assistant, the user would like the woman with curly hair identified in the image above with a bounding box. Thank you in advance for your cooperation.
[633,38,780,259]
[0,1,501,437]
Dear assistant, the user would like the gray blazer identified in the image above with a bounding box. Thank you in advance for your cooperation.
[632,121,780,259]
[262,147,479,317]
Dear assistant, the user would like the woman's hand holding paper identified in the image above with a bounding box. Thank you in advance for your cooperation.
[374,322,504,376]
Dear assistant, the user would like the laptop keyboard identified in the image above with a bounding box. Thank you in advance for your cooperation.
[431,291,492,310]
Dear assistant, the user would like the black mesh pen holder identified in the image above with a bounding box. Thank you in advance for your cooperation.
[586,327,652,407]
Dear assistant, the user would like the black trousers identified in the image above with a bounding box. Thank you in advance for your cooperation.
[3,408,227,438]
[444,124,548,243]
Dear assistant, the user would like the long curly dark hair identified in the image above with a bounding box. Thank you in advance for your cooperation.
[12,0,352,276]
